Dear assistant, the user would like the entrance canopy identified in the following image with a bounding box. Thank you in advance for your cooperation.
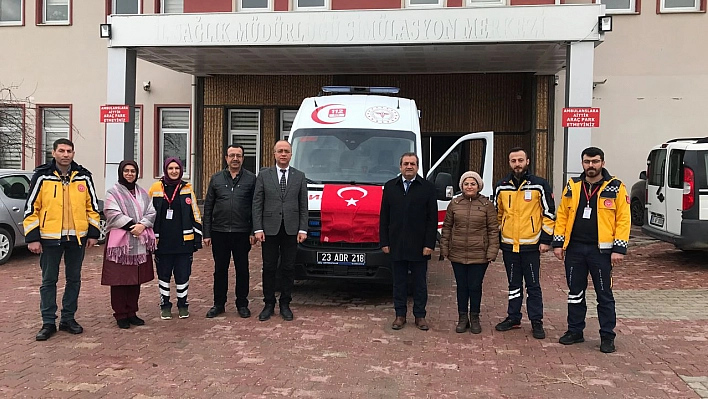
[107,5,606,76]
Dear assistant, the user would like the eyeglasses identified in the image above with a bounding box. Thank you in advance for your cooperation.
[227,154,244,159]
[123,170,137,174]
[275,149,291,154]
[401,162,417,166]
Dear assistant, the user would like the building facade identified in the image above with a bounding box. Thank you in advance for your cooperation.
[1,0,705,198]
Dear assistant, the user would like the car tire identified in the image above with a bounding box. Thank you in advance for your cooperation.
[631,199,644,227]
[98,213,107,245]
[0,227,15,265]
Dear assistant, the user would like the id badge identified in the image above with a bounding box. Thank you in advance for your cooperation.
[583,206,592,219]
[166,209,174,220]
[524,191,532,201]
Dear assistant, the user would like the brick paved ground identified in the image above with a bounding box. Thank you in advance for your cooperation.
[1,228,707,398]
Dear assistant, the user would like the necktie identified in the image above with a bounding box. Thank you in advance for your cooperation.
[404,180,411,194]
[280,169,287,195]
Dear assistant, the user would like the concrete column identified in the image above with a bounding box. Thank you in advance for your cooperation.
[105,47,137,193]
[563,41,595,182]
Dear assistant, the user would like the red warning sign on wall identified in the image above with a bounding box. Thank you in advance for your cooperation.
[100,105,130,123]
[562,107,600,128]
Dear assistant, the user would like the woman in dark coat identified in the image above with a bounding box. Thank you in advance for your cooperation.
[440,171,499,334]
[101,160,157,329]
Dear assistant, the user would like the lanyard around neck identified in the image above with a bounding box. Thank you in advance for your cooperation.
[162,182,180,208]
[582,181,601,206]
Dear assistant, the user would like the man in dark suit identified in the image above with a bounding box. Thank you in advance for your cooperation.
[380,152,437,331]
[253,140,308,321]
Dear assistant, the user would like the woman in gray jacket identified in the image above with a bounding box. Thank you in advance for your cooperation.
[440,171,499,334]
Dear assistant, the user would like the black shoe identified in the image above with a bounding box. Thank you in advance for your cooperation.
[58,320,83,334]
[35,324,57,341]
[206,306,225,318]
[258,304,275,321]
[127,316,145,326]
[559,331,585,345]
[237,307,251,318]
[280,305,294,321]
[117,318,131,329]
[531,321,546,339]
[600,337,616,353]
[495,318,521,332]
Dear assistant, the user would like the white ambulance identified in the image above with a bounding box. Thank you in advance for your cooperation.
[288,86,494,282]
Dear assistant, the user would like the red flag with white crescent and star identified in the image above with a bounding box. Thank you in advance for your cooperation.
[320,184,383,243]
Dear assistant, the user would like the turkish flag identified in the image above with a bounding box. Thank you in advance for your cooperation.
[320,184,383,243]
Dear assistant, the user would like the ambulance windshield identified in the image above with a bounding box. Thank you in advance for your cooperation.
[290,128,416,184]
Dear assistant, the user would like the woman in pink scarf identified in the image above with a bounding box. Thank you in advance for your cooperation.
[101,161,157,329]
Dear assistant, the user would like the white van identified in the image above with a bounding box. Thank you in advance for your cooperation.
[642,137,708,250]
[288,86,494,282]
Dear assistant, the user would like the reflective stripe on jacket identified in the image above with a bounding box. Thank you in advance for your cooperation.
[148,180,203,247]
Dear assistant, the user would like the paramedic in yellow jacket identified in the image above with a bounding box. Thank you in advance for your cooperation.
[552,147,630,354]
[24,138,101,341]
[493,147,555,340]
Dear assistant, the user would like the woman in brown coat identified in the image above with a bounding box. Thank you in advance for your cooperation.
[440,171,499,334]
[101,161,157,329]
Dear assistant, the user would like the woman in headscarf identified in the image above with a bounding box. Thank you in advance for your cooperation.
[440,171,499,334]
[102,160,157,329]
[148,157,202,321]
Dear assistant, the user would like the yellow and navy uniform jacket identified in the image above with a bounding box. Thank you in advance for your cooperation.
[551,169,631,254]
[494,172,556,253]
[23,160,101,245]
[148,180,203,250]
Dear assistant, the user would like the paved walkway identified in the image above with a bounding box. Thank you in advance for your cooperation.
[0,234,707,398]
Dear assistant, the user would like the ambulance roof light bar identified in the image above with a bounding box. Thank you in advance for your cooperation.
[320,86,400,95]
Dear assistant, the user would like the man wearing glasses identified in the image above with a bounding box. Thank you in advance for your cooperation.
[203,144,257,319]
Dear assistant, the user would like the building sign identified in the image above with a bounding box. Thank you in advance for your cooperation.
[562,107,600,128]
[108,6,604,47]
[100,105,130,123]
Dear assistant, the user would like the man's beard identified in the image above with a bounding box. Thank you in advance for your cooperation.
[586,168,598,176]
[513,166,528,179]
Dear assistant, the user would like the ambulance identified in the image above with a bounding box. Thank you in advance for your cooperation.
[288,86,494,282]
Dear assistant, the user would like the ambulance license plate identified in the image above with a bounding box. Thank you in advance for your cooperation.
[317,252,366,266]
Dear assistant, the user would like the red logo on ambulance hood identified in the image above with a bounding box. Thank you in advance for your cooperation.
[311,104,346,125]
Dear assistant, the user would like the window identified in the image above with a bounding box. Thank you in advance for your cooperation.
[0,107,23,169]
[406,0,442,7]
[0,0,22,25]
[159,108,190,177]
[133,107,141,168]
[647,149,666,187]
[239,0,269,10]
[660,0,700,11]
[603,0,636,13]
[41,107,70,164]
[280,110,297,141]
[228,109,260,174]
[160,0,182,13]
[466,0,505,5]
[0,175,30,200]
[112,0,140,14]
[41,0,69,23]
[294,0,327,10]
[667,150,685,189]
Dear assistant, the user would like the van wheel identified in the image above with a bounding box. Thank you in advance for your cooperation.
[0,227,15,265]
[630,199,644,226]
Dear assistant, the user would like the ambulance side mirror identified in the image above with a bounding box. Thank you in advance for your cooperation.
[434,172,453,200]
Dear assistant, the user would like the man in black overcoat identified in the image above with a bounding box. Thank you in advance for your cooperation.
[379,152,438,331]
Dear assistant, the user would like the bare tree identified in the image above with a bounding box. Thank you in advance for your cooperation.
[0,83,81,169]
